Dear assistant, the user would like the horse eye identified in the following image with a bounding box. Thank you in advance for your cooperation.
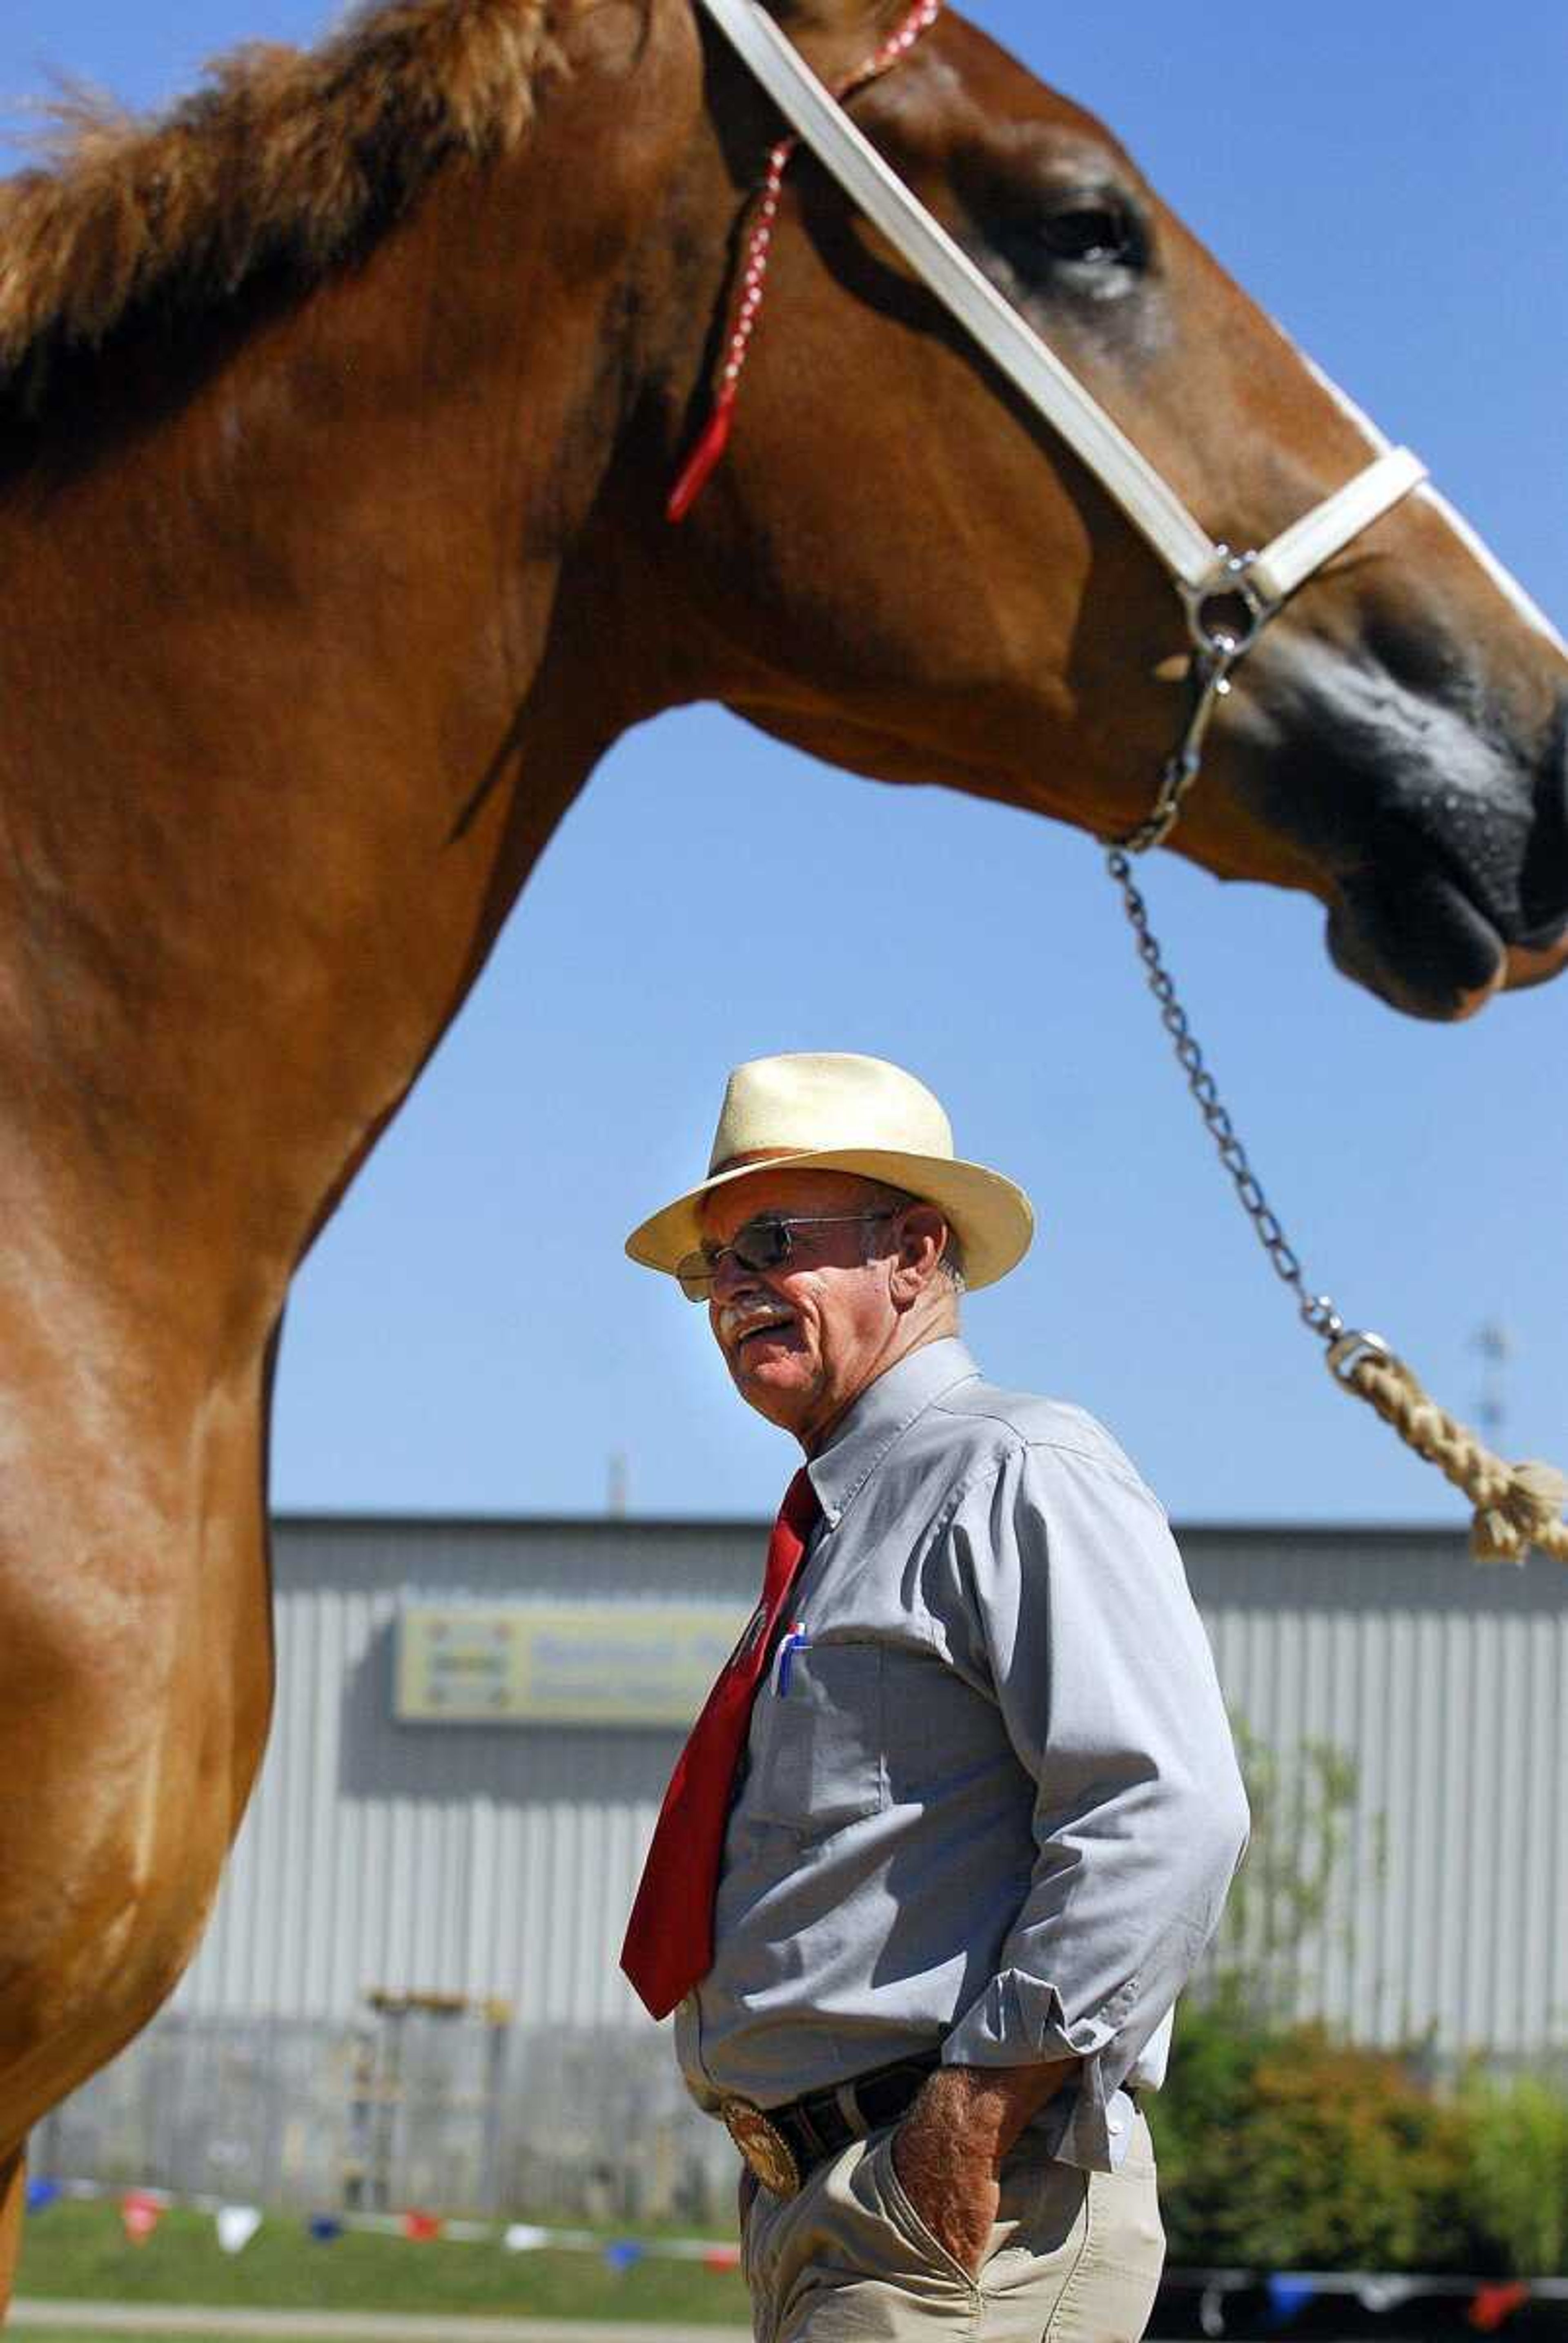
[1038,202,1135,267]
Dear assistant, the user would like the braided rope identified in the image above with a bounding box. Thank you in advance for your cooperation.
[1342,1351,1568,1566]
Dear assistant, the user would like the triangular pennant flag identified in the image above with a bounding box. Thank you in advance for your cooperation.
[308,2214,344,2243]
[604,2239,645,2272]
[120,2190,162,2245]
[216,2205,263,2255]
[1468,2282,1530,2333]
[503,2223,550,2252]
[401,2211,442,2242]
[24,2179,60,2216]
[1359,2277,1420,2312]
[702,2243,742,2271]
[1265,2274,1317,2328]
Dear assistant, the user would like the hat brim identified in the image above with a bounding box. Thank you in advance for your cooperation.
[625,1148,1035,1294]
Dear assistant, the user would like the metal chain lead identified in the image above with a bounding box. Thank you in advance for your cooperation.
[1105,846,1351,1348]
[1100,554,1396,1388]
[1105,785,1568,1564]
[1113,553,1271,856]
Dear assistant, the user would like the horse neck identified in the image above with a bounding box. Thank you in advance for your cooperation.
[0,112,676,1356]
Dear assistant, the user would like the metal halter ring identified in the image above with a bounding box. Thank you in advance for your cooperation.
[1180,547,1275,657]
[1111,550,1283,856]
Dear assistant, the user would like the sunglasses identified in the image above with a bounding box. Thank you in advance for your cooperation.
[675,1211,896,1302]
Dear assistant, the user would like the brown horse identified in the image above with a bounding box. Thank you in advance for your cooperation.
[0,0,1564,2301]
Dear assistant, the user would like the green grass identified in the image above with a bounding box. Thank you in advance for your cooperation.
[16,2201,749,2324]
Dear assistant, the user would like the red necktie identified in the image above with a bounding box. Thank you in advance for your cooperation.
[621,1467,820,2020]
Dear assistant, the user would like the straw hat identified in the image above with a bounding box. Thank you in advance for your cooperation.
[625,1053,1034,1292]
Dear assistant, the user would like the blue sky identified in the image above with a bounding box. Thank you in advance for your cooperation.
[2,3,1564,1528]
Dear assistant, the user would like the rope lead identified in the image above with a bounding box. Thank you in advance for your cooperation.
[1341,1350,1568,1566]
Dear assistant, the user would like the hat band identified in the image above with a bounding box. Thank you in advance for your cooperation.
[708,1147,809,1178]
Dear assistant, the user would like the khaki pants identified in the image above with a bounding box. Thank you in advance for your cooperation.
[741,2112,1164,2343]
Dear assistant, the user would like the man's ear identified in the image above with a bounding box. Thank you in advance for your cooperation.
[889,1205,950,1306]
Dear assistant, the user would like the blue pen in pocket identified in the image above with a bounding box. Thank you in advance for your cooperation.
[775,1623,809,1695]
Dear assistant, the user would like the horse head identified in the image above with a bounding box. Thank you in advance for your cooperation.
[644,0,1568,1020]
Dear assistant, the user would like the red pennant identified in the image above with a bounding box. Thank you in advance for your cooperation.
[1468,2281,1530,2332]
[401,2210,442,2242]
[703,2243,742,2271]
[120,2190,162,2245]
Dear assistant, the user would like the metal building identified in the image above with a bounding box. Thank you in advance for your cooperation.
[36,1512,1566,2215]
[173,1512,1564,2056]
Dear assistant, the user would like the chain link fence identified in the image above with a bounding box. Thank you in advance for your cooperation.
[29,2002,734,2222]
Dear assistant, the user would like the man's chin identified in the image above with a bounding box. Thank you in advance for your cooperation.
[730,1352,815,1429]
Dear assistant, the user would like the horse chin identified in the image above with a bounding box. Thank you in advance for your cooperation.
[1503,930,1568,993]
[1325,870,1510,1022]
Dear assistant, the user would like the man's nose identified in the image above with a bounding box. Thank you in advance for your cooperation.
[710,1247,760,1305]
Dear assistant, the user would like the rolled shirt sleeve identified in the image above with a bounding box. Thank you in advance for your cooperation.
[940,1439,1250,2166]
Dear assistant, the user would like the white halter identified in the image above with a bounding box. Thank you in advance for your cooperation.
[695,0,1424,606]
[693,0,1428,847]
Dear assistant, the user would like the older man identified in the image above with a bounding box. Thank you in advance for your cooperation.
[621,1053,1248,2343]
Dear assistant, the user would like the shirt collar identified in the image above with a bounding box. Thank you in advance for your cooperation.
[804,1336,979,1529]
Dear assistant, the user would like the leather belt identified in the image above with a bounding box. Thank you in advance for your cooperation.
[722,2049,942,2199]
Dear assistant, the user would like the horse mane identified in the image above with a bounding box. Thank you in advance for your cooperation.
[0,0,567,400]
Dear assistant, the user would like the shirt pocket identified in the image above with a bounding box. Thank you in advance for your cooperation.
[744,1643,886,1835]
[880,1645,1007,1801]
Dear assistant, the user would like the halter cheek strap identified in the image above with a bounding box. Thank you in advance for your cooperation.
[685,0,1423,587]
[682,0,1426,841]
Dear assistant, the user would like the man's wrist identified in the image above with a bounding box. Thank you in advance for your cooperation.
[904,2057,1078,2166]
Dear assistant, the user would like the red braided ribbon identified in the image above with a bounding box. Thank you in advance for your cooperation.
[667,0,943,523]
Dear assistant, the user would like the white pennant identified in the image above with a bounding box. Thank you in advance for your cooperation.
[503,2222,550,2252]
[216,2205,263,2255]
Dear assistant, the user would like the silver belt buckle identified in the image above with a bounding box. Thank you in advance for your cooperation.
[722,2096,802,2198]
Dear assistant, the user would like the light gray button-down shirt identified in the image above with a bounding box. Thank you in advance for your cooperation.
[675,1337,1250,2172]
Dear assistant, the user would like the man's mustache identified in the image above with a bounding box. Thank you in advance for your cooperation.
[717,1301,797,1345]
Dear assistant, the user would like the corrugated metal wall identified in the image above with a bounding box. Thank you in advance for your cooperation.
[1195,1530,1567,2058]
[174,1517,1568,2061]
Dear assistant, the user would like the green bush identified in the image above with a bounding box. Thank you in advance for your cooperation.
[1149,1717,1568,2277]
[1153,2004,1466,2271]
[1151,2005,1568,2276]
[1461,2071,1568,2276]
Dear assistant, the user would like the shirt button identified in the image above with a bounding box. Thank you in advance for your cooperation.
[1108,2116,1124,2136]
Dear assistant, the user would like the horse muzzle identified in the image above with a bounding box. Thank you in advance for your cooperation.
[1237,645,1568,1018]
[1325,823,1568,1022]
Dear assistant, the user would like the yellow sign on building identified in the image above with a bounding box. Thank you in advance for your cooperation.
[395,1602,748,1727]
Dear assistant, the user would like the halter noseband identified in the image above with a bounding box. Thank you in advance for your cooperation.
[679,0,1427,854]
